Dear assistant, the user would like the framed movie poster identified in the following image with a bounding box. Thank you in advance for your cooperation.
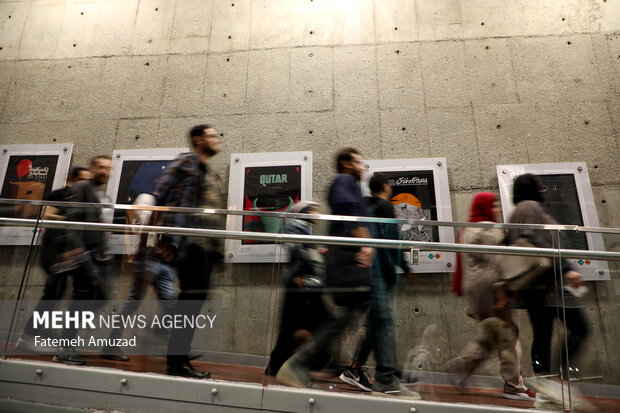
[0,144,73,245]
[497,163,609,281]
[226,152,312,263]
[363,158,455,273]
[106,148,189,255]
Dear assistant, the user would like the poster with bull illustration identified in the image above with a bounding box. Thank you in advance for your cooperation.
[363,158,455,273]
[0,144,73,245]
[226,152,312,263]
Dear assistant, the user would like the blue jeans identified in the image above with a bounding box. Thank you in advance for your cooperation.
[108,261,178,340]
[353,263,398,384]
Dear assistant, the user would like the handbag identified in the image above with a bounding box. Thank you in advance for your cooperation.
[499,238,553,292]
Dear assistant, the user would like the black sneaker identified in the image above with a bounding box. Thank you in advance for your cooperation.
[53,347,86,365]
[339,365,372,391]
[101,346,130,362]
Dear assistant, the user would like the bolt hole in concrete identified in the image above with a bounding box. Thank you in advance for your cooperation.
[309,53,313,57]
[562,17,565,21]
[73,43,76,47]
[226,57,230,61]
[155,8,158,11]
[310,31,313,35]
[567,41,572,45]
[396,50,400,54]
[485,46,489,49]
[68,65,71,69]
[496,124,501,129]
[394,27,398,30]
[584,120,589,125]
[81,12,83,15]
[402,127,406,131]
[145,62,150,66]
[232,3,235,6]
[309,130,313,134]
[53,139,57,142]
[135,136,140,140]
[220,133,224,137]
[602,200,606,204]
[228,35,232,39]
[594,165,598,169]
[481,22,484,25]
[148,39,152,43]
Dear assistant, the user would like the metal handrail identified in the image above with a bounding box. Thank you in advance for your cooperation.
[1,217,619,261]
[1,198,618,234]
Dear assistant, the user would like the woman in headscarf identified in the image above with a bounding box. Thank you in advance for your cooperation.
[448,192,535,401]
[508,174,590,379]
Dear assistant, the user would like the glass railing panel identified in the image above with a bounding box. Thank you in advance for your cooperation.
[555,228,619,412]
[1,202,272,389]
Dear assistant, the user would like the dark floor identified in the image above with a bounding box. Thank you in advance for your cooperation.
[6,352,619,412]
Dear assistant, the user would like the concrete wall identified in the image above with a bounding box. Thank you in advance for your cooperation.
[0,0,619,383]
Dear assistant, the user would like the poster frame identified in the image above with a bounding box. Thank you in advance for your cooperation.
[363,157,455,273]
[105,148,190,255]
[497,162,609,281]
[0,144,74,245]
[225,151,313,263]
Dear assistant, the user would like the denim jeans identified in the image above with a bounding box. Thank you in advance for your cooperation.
[108,261,178,340]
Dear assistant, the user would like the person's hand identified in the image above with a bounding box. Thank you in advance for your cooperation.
[59,247,85,262]
[494,287,509,310]
[292,276,305,289]
[158,242,177,262]
[564,270,584,288]
[317,247,328,255]
[355,247,374,268]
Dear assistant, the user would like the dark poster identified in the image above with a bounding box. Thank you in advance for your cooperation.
[381,170,439,242]
[242,165,301,244]
[113,160,171,224]
[538,174,588,250]
[0,155,59,218]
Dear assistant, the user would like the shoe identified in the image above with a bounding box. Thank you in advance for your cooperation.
[339,365,372,391]
[166,363,210,379]
[534,392,564,410]
[503,389,537,401]
[101,346,130,362]
[53,347,86,366]
[445,357,468,394]
[15,333,56,355]
[371,376,421,400]
[188,349,204,361]
[276,357,320,390]
[395,369,419,384]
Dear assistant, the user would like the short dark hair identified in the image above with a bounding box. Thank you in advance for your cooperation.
[188,124,212,147]
[335,147,361,173]
[369,173,389,194]
[89,155,111,166]
[69,166,88,179]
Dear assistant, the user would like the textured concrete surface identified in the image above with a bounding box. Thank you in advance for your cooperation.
[0,0,618,390]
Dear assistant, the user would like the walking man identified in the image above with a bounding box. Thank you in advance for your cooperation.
[153,124,225,379]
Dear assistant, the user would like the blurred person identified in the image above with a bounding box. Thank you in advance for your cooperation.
[508,174,591,410]
[264,201,331,376]
[151,124,225,379]
[15,166,91,353]
[51,156,113,365]
[100,193,178,362]
[277,148,371,390]
[339,173,419,398]
[446,192,535,401]
[278,148,418,398]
